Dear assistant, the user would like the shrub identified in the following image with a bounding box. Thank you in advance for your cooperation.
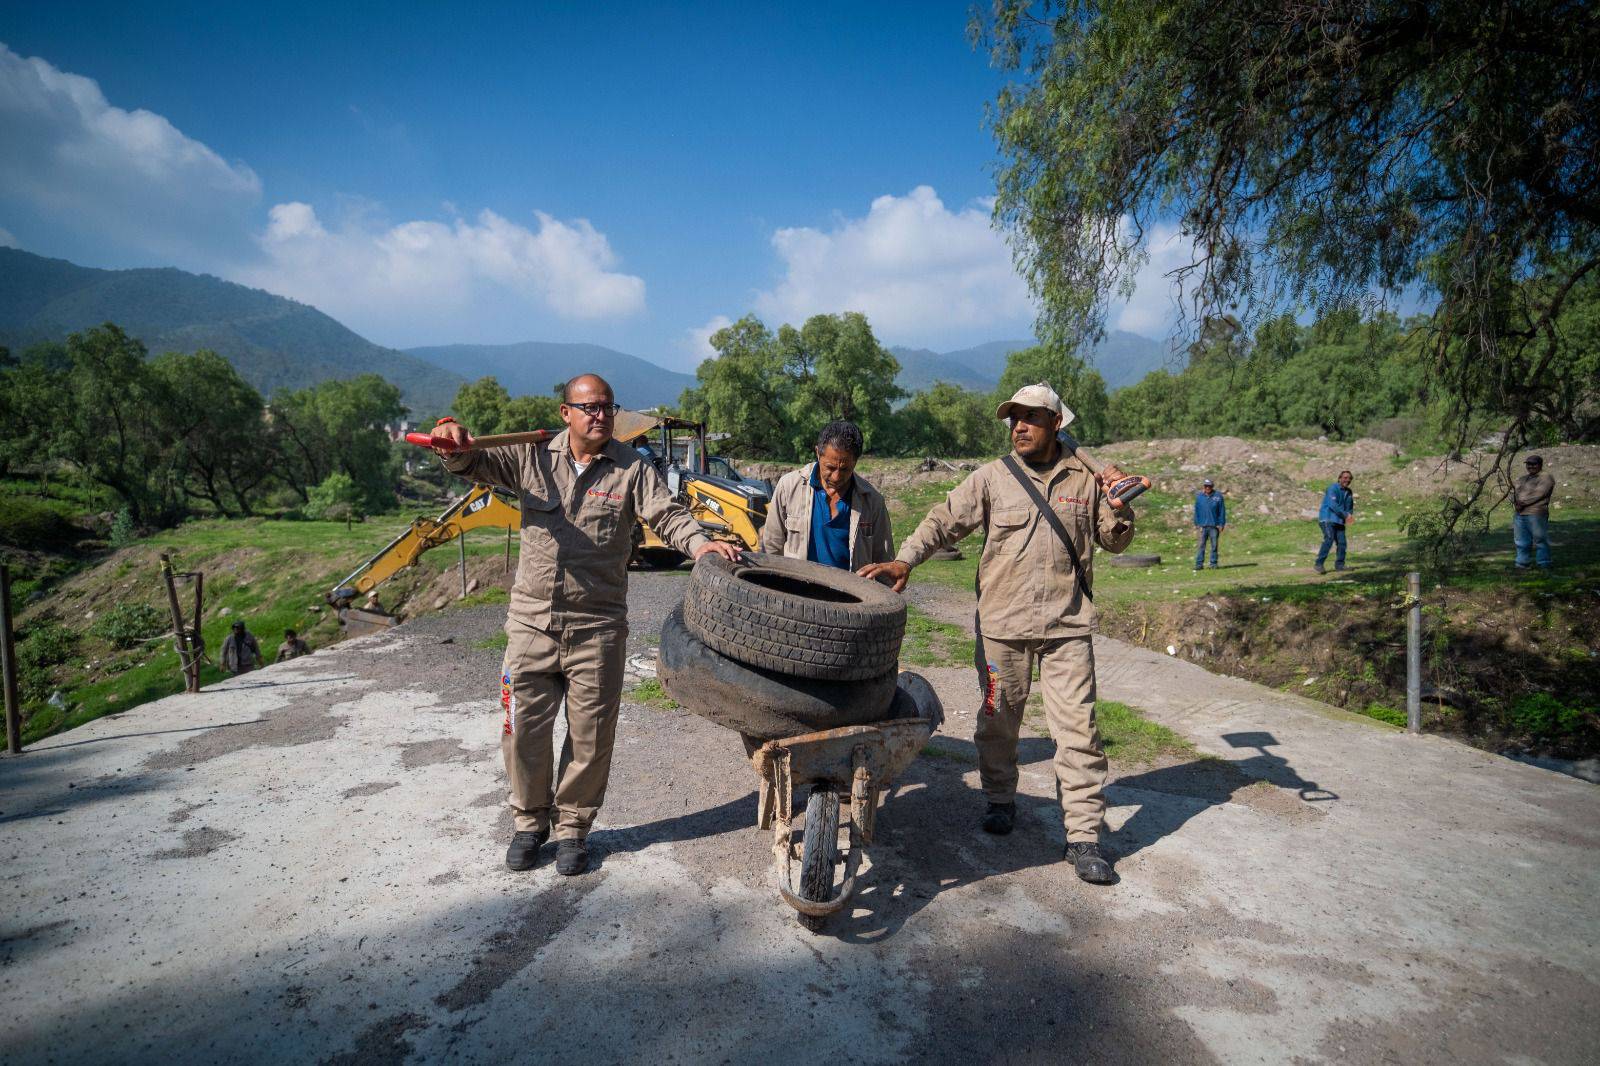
[109,507,137,547]
[16,621,79,702]
[1508,693,1591,738]
[90,603,166,649]
[304,472,365,521]
[0,497,75,550]
[1360,703,1407,727]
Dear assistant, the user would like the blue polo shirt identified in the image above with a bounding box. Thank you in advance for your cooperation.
[1194,490,1226,527]
[807,464,852,569]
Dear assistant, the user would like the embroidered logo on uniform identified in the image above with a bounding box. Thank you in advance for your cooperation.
[982,662,999,716]
[1056,495,1089,505]
[586,488,624,503]
[501,673,514,735]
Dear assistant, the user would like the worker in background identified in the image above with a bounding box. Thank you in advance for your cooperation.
[759,420,895,570]
[220,620,263,675]
[859,383,1136,885]
[1512,454,1555,570]
[1314,470,1355,574]
[431,374,741,877]
[275,628,312,663]
[1193,478,1226,571]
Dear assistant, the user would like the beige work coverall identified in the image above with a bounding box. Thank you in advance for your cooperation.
[446,431,709,840]
[896,449,1136,842]
[758,462,896,568]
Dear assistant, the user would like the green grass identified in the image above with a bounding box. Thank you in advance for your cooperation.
[1023,694,1198,767]
[473,631,509,651]
[899,604,975,668]
[625,677,679,711]
[1360,703,1408,727]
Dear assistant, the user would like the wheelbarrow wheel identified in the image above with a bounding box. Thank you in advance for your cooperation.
[798,785,840,931]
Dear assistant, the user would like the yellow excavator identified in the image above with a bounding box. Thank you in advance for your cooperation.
[326,411,768,633]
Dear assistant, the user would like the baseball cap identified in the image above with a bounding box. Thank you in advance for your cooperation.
[1202,478,1214,486]
[996,382,1076,428]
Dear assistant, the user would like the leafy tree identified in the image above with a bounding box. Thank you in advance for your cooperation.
[269,375,403,512]
[776,312,904,453]
[890,382,1006,457]
[48,325,185,527]
[153,350,272,516]
[450,377,561,435]
[304,471,365,521]
[978,0,1600,520]
[679,315,795,457]
[994,345,1110,444]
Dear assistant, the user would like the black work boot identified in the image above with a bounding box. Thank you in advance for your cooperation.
[505,828,549,871]
[1064,841,1115,885]
[981,802,1016,835]
[555,838,590,876]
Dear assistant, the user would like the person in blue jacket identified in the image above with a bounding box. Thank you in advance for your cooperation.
[1193,478,1226,570]
[1314,470,1355,573]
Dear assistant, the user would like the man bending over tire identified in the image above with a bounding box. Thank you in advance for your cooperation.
[431,374,741,876]
[759,420,895,570]
[858,383,1136,885]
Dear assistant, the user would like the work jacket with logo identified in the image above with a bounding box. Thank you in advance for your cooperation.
[759,462,895,570]
[895,448,1136,640]
[445,430,708,629]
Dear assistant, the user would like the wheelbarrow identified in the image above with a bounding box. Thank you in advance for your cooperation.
[748,672,944,930]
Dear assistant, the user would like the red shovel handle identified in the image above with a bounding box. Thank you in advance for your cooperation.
[404,431,464,451]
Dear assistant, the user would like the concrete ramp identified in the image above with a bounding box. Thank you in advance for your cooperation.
[2,604,1598,1065]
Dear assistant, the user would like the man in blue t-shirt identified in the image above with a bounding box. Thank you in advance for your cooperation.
[1192,478,1226,570]
[1314,470,1355,574]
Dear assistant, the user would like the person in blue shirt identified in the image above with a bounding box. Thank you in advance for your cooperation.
[1193,478,1226,570]
[1314,470,1355,573]
[759,420,895,570]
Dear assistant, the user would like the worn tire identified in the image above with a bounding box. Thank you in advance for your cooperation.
[683,552,905,681]
[657,608,898,741]
[1107,553,1162,568]
[798,786,840,932]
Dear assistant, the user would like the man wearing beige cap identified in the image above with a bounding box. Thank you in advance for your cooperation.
[860,382,1137,884]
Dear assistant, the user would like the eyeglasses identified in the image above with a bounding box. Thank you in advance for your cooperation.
[566,401,621,418]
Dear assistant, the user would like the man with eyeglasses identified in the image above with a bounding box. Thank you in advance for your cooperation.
[859,383,1137,886]
[431,374,741,876]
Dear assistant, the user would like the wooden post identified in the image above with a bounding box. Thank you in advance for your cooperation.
[159,554,198,693]
[189,571,205,692]
[459,531,468,598]
[1406,571,1422,734]
[2,565,22,755]
[504,525,513,574]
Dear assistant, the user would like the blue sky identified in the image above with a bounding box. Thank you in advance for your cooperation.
[1,2,1189,370]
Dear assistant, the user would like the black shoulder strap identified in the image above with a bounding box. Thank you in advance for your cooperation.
[1001,453,1093,603]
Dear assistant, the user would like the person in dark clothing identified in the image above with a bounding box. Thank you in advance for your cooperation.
[220,621,264,674]
[275,629,312,663]
[1314,470,1355,574]
[1192,478,1226,570]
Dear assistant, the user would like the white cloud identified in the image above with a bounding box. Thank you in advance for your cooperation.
[753,186,1035,345]
[0,226,16,248]
[241,201,646,325]
[0,41,260,262]
[1111,220,1198,338]
[681,314,733,363]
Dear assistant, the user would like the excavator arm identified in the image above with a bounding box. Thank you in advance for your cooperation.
[327,484,521,607]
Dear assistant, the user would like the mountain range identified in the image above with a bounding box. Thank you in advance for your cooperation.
[0,246,1175,417]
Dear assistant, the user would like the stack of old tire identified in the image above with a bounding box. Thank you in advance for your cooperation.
[658,552,910,741]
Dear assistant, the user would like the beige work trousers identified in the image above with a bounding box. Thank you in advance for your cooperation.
[500,620,627,840]
[974,629,1107,843]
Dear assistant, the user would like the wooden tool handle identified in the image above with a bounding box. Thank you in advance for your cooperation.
[404,430,553,452]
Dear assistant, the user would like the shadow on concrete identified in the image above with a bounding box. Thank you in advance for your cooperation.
[1107,731,1337,863]
[215,674,360,690]
[22,719,264,753]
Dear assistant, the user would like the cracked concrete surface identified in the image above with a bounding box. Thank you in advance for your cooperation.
[2,576,1597,1065]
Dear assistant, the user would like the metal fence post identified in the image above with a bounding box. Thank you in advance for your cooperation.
[1406,571,1422,734]
[459,531,468,598]
[2,564,21,755]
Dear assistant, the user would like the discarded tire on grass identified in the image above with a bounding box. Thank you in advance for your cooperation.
[682,552,905,681]
[1107,553,1162,567]
[657,608,898,741]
